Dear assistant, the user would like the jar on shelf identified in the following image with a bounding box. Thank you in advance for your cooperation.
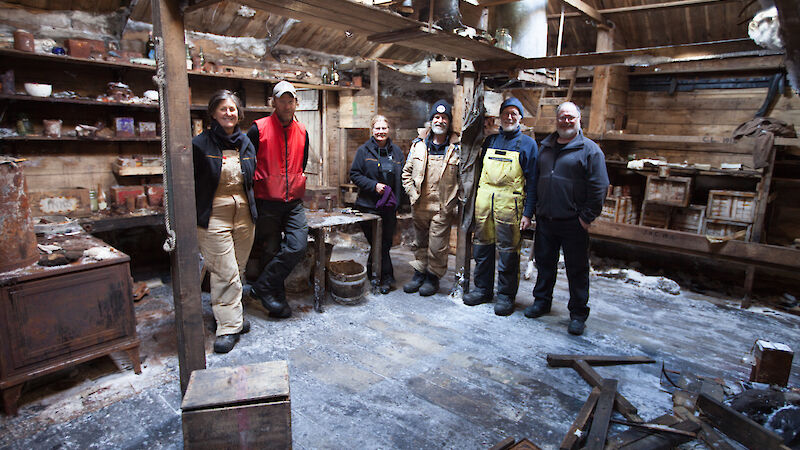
[494,28,512,52]
[16,113,32,136]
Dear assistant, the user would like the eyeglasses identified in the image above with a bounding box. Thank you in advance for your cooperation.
[557,115,579,123]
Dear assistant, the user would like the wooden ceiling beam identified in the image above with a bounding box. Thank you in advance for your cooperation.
[183,0,224,14]
[546,0,735,20]
[628,55,785,75]
[561,0,603,23]
[474,38,766,72]
[368,26,431,44]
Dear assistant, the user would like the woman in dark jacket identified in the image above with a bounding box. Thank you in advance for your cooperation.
[350,115,406,294]
[193,90,257,354]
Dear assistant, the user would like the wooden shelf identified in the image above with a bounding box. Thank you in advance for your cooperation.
[595,132,800,147]
[113,164,162,176]
[1,135,160,142]
[0,47,358,91]
[79,212,164,233]
[605,160,763,178]
[0,93,159,109]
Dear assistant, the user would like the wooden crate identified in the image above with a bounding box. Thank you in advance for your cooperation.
[706,190,757,223]
[181,360,291,449]
[601,196,638,224]
[703,220,752,241]
[639,202,671,228]
[28,188,91,217]
[749,340,793,387]
[644,175,692,207]
[670,204,706,234]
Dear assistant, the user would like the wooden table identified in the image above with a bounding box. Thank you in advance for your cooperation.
[306,210,381,313]
[0,233,141,415]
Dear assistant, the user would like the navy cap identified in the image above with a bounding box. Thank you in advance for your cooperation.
[429,99,452,121]
[500,97,524,118]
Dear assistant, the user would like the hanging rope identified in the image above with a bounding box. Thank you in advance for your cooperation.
[153,36,177,253]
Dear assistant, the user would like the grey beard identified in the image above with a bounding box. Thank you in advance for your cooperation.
[557,127,578,140]
[432,124,448,135]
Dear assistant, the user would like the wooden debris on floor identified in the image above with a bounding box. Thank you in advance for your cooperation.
[548,353,797,449]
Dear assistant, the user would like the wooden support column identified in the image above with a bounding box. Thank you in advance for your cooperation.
[151,0,206,394]
[454,74,477,293]
[370,60,379,112]
[588,24,628,134]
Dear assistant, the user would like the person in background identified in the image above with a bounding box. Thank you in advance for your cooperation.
[525,101,609,336]
[401,99,461,297]
[349,115,406,294]
[247,80,310,319]
[463,97,537,316]
[192,90,256,353]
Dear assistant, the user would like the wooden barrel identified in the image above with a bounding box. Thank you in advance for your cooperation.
[327,259,366,305]
[0,158,38,273]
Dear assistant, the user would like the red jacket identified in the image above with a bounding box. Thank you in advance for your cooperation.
[252,113,307,202]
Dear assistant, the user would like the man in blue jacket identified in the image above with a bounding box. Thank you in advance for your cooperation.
[525,102,609,335]
[463,97,537,316]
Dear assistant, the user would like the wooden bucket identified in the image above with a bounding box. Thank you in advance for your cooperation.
[327,259,366,305]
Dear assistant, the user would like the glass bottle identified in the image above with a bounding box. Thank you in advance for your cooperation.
[330,64,340,85]
[89,189,99,212]
[494,28,512,51]
[16,113,32,136]
[144,32,155,59]
[97,184,108,210]
[185,45,193,70]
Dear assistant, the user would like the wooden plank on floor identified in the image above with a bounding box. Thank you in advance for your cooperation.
[696,393,786,450]
[572,360,642,422]
[560,387,601,450]
[585,378,617,450]
[547,354,656,368]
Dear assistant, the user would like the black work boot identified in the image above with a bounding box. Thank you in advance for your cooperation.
[418,273,439,297]
[523,302,551,319]
[568,319,586,336]
[380,276,394,295]
[213,334,240,353]
[403,270,426,293]
[463,290,492,306]
[494,295,515,316]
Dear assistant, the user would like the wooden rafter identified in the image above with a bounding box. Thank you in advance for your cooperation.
[474,38,767,72]
[562,0,603,23]
[546,0,735,19]
[183,0,224,14]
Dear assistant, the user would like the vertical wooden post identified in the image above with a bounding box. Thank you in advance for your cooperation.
[370,60,379,112]
[588,25,613,135]
[321,90,328,187]
[151,0,206,395]
[455,75,477,293]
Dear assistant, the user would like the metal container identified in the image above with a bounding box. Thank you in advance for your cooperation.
[0,157,39,273]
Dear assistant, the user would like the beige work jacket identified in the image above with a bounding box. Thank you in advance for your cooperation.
[402,130,461,213]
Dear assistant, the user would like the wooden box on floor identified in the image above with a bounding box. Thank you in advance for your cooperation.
[750,340,794,386]
[181,360,291,449]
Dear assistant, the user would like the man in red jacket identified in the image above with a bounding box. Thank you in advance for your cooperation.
[247,80,309,319]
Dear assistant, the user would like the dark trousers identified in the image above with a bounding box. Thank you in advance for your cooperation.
[251,199,308,298]
[532,217,590,321]
[357,207,396,282]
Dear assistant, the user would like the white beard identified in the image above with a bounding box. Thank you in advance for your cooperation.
[501,123,519,132]
[557,126,578,140]
[432,123,448,135]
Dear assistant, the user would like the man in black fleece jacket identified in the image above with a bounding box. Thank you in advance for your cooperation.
[525,102,609,336]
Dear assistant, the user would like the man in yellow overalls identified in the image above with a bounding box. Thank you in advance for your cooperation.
[401,100,461,297]
[463,97,538,315]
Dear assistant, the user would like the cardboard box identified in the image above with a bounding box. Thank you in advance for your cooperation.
[66,39,105,59]
[181,361,291,449]
[139,121,157,138]
[115,117,135,138]
[28,188,91,217]
[110,185,145,207]
[145,184,164,207]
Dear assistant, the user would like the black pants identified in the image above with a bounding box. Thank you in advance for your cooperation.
[357,207,396,283]
[532,217,590,321]
[251,199,308,298]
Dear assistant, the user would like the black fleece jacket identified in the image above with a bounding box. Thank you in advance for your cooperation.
[349,136,406,211]
[192,126,257,228]
[531,130,609,224]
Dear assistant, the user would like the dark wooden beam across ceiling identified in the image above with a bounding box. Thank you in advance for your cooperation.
[238,0,521,60]
[546,0,736,20]
[474,38,769,72]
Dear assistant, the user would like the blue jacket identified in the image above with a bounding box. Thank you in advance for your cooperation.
[479,127,538,217]
[532,130,609,223]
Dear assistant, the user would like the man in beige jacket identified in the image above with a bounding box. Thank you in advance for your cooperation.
[401,99,461,296]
